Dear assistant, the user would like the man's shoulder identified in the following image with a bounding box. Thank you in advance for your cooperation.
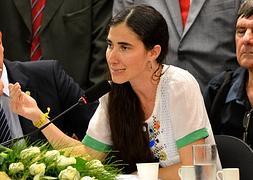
[4,59,60,72]
[5,59,57,67]
[4,59,63,84]
[207,67,244,89]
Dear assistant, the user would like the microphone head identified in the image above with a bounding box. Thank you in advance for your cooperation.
[84,80,112,103]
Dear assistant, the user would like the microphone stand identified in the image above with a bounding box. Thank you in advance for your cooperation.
[1,97,86,147]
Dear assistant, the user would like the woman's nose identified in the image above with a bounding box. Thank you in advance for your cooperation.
[107,48,119,64]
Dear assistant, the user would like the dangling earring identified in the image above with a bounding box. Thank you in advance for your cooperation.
[148,61,153,70]
[152,64,162,82]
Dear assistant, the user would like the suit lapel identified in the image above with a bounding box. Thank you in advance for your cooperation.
[40,0,64,33]
[12,0,32,33]
[166,0,183,36]
[5,60,30,92]
[182,0,207,38]
[5,60,38,99]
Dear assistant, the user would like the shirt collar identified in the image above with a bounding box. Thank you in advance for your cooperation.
[226,67,247,105]
[1,64,9,96]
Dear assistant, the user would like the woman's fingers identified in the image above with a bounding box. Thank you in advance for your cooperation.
[8,82,23,112]
[9,82,21,100]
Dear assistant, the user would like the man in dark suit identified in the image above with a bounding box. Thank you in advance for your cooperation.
[0,0,112,89]
[0,32,97,143]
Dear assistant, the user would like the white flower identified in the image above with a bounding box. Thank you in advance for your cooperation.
[9,162,24,174]
[29,162,46,176]
[44,150,60,162]
[81,176,96,180]
[57,155,76,167]
[86,159,103,169]
[58,166,80,180]
[86,159,108,175]
[20,146,40,159]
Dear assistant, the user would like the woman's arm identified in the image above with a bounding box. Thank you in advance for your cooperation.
[8,82,106,160]
[158,139,204,180]
[40,121,107,160]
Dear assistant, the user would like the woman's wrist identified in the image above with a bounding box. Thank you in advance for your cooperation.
[33,107,50,128]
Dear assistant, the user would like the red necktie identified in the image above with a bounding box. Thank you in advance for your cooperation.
[31,0,46,61]
[179,0,190,28]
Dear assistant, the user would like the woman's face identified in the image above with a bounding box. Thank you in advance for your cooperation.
[106,23,152,84]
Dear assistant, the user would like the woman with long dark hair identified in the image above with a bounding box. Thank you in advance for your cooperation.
[9,5,217,179]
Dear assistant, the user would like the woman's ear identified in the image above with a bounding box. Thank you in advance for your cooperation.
[148,45,161,62]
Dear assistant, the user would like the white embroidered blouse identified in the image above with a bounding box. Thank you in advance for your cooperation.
[82,65,216,167]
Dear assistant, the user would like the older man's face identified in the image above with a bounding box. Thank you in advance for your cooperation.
[236,15,253,70]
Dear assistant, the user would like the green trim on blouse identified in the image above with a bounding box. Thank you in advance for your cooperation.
[82,135,112,152]
[176,128,209,149]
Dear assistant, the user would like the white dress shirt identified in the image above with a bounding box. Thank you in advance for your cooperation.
[0,64,24,138]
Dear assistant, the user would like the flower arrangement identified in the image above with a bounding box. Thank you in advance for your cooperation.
[0,142,120,180]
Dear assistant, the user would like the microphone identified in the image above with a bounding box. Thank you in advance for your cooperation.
[80,80,112,104]
[1,80,112,147]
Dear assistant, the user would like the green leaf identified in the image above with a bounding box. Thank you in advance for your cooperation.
[73,157,88,170]
[0,144,11,152]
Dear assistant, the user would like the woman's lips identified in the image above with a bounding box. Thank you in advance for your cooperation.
[110,68,126,73]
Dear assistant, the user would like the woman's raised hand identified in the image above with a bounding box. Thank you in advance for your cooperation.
[9,82,43,123]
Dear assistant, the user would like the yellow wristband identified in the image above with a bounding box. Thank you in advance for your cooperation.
[33,107,50,128]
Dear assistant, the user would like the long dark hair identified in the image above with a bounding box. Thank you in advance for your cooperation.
[107,5,169,173]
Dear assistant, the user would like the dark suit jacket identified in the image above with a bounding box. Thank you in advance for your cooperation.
[0,0,112,89]
[5,59,97,143]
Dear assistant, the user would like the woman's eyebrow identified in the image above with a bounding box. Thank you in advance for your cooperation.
[106,38,133,47]
[117,42,132,46]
